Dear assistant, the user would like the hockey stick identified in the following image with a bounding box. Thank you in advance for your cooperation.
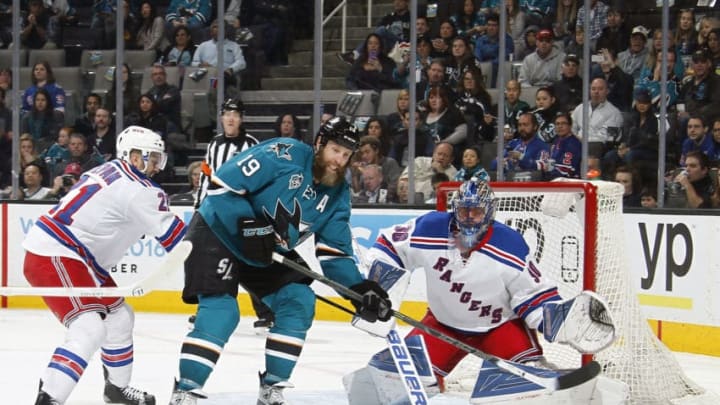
[0,241,193,297]
[272,252,601,391]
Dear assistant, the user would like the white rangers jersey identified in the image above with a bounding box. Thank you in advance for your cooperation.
[368,211,560,333]
[23,159,186,284]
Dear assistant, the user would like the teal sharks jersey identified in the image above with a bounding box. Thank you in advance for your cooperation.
[198,138,363,288]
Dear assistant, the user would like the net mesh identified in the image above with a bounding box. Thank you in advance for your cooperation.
[437,180,710,404]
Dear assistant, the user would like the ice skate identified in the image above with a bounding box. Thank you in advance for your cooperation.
[168,379,207,405]
[103,366,156,405]
[253,317,274,335]
[35,381,60,405]
[257,372,294,405]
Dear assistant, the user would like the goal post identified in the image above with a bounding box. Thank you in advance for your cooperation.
[435,179,715,404]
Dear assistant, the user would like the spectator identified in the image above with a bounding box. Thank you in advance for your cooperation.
[675,8,699,67]
[165,0,212,42]
[351,163,391,204]
[20,162,52,200]
[146,64,182,128]
[62,133,105,174]
[89,107,116,161]
[393,36,433,88]
[640,188,658,209]
[105,63,140,117]
[455,67,495,144]
[423,171,450,204]
[431,20,457,59]
[389,108,432,166]
[617,25,650,81]
[92,0,138,49]
[0,68,11,92]
[454,145,490,182]
[0,87,10,140]
[592,47,633,112]
[679,50,720,125]
[21,88,64,153]
[125,94,178,156]
[400,141,458,199]
[553,0,578,47]
[346,33,398,91]
[418,85,468,160]
[697,16,720,50]
[74,93,103,139]
[615,165,642,207]
[646,28,685,81]
[515,25,538,61]
[490,111,550,174]
[394,176,424,204]
[474,13,514,86]
[160,26,195,66]
[135,1,165,54]
[679,115,715,167]
[595,7,630,54]
[620,89,659,166]
[19,133,46,188]
[505,0,527,49]
[446,36,483,92]
[274,113,303,141]
[350,135,401,199]
[450,0,487,44]
[416,58,450,102]
[40,125,71,180]
[170,160,202,204]
[364,117,393,158]
[46,0,77,49]
[711,118,720,166]
[192,19,246,93]
[518,29,565,87]
[20,0,51,49]
[532,86,560,143]
[563,26,586,63]
[575,0,609,50]
[522,0,555,28]
[634,48,680,110]
[385,89,410,140]
[545,111,581,179]
[707,29,720,76]
[46,161,81,200]
[571,78,623,149]
[673,151,715,208]
[22,61,66,116]
[502,79,531,137]
[552,53,583,112]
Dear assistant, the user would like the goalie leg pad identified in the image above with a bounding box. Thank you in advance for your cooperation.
[543,291,616,354]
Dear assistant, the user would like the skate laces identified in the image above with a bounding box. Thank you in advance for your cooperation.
[120,385,148,401]
[260,381,293,404]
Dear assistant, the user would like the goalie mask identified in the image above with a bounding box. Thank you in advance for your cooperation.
[116,126,167,175]
[450,177,496,249]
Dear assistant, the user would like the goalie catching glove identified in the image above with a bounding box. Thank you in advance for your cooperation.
[349,280,393,323]
[542,291,616,354]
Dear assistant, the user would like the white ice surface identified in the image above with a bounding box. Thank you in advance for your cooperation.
[1,309,718,404]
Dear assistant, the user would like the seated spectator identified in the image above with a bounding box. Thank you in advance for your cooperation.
[19,133,47,188]
[563,26,585,64]
[364,117,393,158]
[393,35,433,88]
[393,176,416,204]
[553,0,578,48]
[170,160,202,204]
[350,135,401,200]
[92,0,139,49]
[615,165,642,207]
[697,16,720,50]
[46,0,77,49]
[521,0,555,28]
[575,0,609,50]
[617,25,649,81]
[431,20,457,59]
[711,118,720,166]
[135,1,165,54]
[274,113,303,141]
[20,162,52,200]
[672,151,714,208]
[531,86,560,143]
[418,85,467,161]
[0,68,11,92]
[634,48,680,110]
[640,188,658,209]
[680,115,715,167]
[518,29,565,87]
[385,89,410,139]
[675,8,699,70]
[646,28,685,80]
[515,25,538,61]
[22,61,66,116]
[678,50,720,127]
[337,0,410,64]
[552,54,583,112]
[474,13,514,86]
[46,161,82,200]
[425,172,451,204]
[146,64,182,128]
[389,108,431,166]
[502,79,531,137]
[165,0,212,43]
[455,67,495,144]
[346,33,398,91]
[0,87,10,140]
[591,47,633,112]
[609,89,659,168]
[446,36,483,91]
[351,163,392,204]
[160,26,196,66]
[40,125,72,180]
[454,145,490,182]
[105,63,140,117]
[595,7,630,54]
[74,93,103,139]
[192,19,246,93]
[707,28,720,76]
[505,0,527,49]
[20,0,52,49]
[450,0,487,44]
[63,133,105,174]
[21,88,64,153]
[400,141,458,199]
[571,77,623,149]
[545,112,582,179]
[490,111,550,174]
[416,59,450,102]
[89,107,116,161]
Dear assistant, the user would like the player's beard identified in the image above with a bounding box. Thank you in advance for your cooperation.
[313,152,346,187]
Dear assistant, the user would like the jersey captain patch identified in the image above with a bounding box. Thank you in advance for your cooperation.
[268,142,293,161]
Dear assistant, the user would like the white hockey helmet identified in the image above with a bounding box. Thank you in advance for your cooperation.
[116,126,167,173]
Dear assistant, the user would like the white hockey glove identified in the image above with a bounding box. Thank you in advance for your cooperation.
[542,291,616,354]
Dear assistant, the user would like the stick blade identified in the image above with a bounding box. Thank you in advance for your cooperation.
[556,360,601,390]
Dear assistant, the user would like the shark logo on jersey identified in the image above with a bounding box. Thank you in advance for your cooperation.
[289,174,303,190]
[302,185,316,200]
[263,199,309,250]
[269,142,293,161]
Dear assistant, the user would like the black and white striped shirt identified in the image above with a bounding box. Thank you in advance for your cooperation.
[195,129,259,208]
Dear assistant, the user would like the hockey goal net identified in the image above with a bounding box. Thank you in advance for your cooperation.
[435,179,711,404]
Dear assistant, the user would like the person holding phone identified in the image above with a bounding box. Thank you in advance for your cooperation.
[346,33,399,90]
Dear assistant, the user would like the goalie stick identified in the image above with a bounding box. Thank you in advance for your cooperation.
[272,251,601,392]
[0,241,193,297]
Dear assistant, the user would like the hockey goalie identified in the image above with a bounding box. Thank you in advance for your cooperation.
[344,178,625,404]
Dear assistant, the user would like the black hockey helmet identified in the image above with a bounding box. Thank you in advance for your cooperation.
[315,116,360,152]
[221,97,244,114]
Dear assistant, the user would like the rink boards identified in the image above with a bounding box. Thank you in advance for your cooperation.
[1,202,719,356]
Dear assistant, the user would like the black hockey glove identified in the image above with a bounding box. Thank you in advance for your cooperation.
[349,280,393,323]
[238,217,276,266]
